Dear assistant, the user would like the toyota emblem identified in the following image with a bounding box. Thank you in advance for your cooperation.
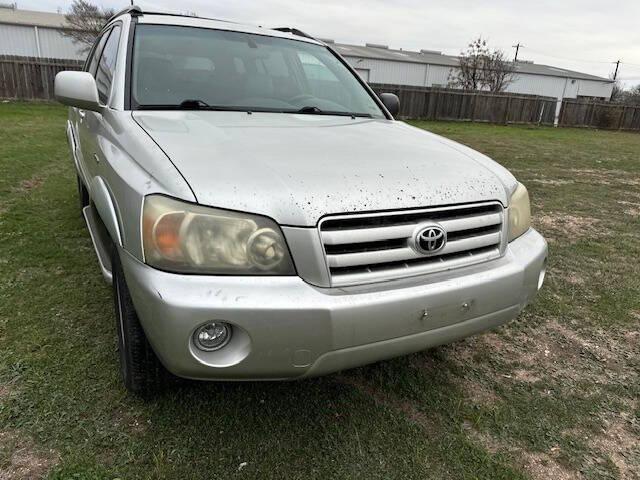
[414,224,447,255]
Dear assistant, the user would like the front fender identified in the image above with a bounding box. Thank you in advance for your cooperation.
[90,176,123,247]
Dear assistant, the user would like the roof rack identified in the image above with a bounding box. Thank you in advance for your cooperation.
[106,4,142,23]
[272,27,317,41]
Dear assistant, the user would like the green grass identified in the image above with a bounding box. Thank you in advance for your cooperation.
[1,103,638,479]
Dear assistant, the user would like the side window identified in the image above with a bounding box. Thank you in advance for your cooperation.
[95,25,122,105]
[86,30,110,76]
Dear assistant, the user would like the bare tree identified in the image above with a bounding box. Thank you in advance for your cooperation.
[623,84,640,105]
[448,37,488,90]
[483,49,516,92]
[61,0,115,54]
[448,37,515,92]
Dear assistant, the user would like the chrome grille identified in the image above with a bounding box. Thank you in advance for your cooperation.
[319,202,506,286]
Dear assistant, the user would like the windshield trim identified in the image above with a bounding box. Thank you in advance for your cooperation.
[127,23,391,119]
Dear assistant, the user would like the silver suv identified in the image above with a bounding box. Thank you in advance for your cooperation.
[55,7,547,394]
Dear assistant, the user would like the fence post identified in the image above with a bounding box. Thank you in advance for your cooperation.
[432,89,440,121]
[470,93,477,121]
[504,95,511,125]
[538,101,545,125]
[618,106,626,130]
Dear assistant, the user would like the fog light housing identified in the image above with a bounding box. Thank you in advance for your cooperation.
[193,322,232,351]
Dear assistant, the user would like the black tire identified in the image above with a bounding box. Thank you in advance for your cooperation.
[77,175,90,212]
[112,249,167,395]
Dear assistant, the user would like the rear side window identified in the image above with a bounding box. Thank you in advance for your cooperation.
[95,25,122,105]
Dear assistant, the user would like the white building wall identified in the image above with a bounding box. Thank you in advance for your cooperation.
[0,23,84,59]
[343,56,427,86]
[424,64,451,87]
[505,73,576,99]
[36,26,85,59]
[0,23,39,56]
[343,54,613,102]
[576,79,614,99]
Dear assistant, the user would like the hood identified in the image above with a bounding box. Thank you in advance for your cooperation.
[133,111,516,226]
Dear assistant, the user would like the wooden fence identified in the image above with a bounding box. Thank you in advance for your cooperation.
[559,100,640,131]
[369,83,557,125]
[0,56,83,101]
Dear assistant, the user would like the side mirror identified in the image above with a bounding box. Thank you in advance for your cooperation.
[55,71,102,112]
[379,92,400,118]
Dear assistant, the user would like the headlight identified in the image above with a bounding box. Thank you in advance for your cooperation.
[508,182,531,242]
[142,195,295,275]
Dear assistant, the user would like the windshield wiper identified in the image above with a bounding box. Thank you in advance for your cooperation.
[179,99,210,109]
[297,105,323,114]
[137,103,252,112]
[294,106,372,118]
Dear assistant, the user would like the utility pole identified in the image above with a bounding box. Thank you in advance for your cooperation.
[613,60,621,80]
[512,43,524,62]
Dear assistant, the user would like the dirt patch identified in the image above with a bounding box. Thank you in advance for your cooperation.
[15,176,44,193]
[550,267,586,286]
[0,431,58,480]
[509,369,542,383]
[111,410,147,435]
[335,375,439,432]
[467,427,578,480]
[529,178,575,186]
[519,451,579,480]
[617,201,640,217]
[533,213,601,242]
[0,385,15,400]
[589,417,640,480]
[456,376,501,404]
[568,168,640,187]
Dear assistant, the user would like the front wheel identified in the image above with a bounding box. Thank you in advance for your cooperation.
[112,249,167,395]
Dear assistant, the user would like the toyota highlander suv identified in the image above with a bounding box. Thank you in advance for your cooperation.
[54,6,547,394]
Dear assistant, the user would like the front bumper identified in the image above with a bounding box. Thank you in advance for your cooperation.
[120,228,547,380]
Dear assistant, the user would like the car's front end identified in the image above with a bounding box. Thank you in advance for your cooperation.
[122,192,546,380]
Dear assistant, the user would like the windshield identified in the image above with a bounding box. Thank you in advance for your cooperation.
[131,25,385,118]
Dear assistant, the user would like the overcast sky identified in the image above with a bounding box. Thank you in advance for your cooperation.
[20,0,640,86]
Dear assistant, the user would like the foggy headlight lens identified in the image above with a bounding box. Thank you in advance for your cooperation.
[143,195,295,275]
[508,183,531,242]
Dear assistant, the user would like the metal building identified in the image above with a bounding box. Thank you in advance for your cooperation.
[331,41,614,103]
[0,4,84,59]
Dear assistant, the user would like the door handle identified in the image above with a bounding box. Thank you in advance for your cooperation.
[78,109,86,120]
[93,153,100,164]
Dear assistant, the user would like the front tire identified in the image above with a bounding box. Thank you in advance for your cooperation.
[112,249,166,395]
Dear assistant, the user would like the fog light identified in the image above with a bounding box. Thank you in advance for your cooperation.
[193,322,232,351]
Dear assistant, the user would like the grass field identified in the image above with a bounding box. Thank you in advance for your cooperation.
[0,103,639,480]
